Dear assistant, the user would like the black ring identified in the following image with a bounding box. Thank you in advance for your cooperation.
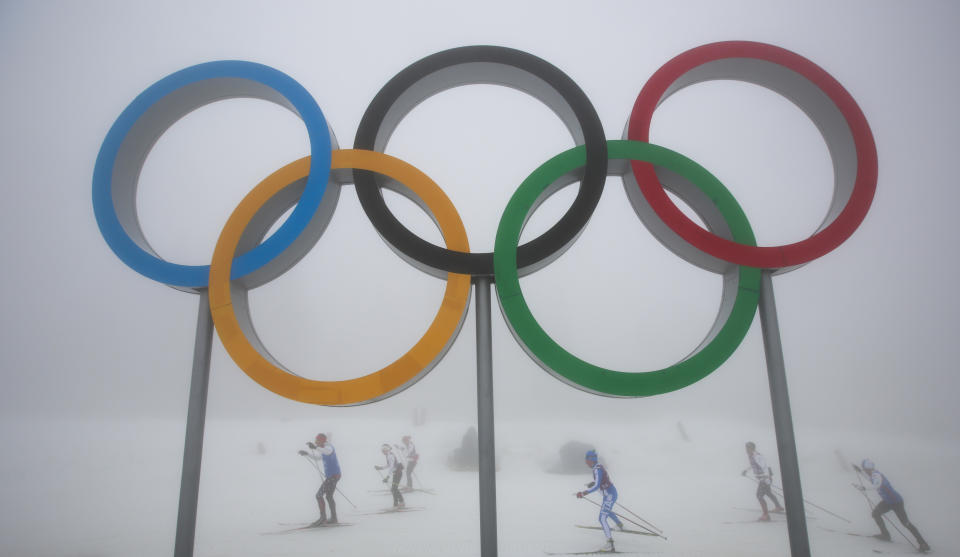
[353,45,607,277]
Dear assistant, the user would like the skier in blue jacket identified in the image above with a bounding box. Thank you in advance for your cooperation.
[854,459,930,552]
[298,432,341,524]
[575,449,624,553]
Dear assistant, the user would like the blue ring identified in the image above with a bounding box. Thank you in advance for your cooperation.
[92,61,331,288]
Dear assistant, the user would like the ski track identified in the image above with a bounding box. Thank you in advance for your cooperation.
[0,418,952,556]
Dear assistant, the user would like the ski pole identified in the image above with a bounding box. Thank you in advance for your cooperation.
[409,469,435,494]
[332,482,357,509]
[300,452,322,476]
[768,481,851,523]
[303,445,327,480]
[745,475,851,523]
[583,497,655,535]
[316,466,358,510]
[851,466,876,514]
[851,467,915,550]
[301,450,357,509]
[579,496,667,540]
[614,501,663,534]
[318,469,358,510]
[306,444,324,475]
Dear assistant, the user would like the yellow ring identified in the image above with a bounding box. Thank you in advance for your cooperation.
[208,150,471,405]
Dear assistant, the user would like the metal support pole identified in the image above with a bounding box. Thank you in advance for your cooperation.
[174,292,214,557]
[758,271,810,557]
[474,277,498,557]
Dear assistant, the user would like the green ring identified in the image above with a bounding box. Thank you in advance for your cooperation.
[494,140,761,397]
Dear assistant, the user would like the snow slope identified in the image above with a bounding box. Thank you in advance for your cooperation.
[0,417,954,556]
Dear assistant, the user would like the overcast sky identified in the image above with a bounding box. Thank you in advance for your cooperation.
[1,0,958,446]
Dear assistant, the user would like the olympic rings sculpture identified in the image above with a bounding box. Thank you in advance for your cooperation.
[93,42,876,405]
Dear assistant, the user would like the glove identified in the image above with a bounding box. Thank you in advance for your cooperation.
[298,450,307,456]
[307,442,317,449]
[852,464,862,473]
[576,491,584,499]
[382,477,389,484]
[853,483,866,491]
[585,482,595,488]
[741,469,748,477]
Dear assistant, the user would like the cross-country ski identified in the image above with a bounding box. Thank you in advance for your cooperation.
[359,506,426,516]
[262,522,354,535]
[722,517,785,525]
[368,487,437,495]
[544,550,643,555]
[818,525,931,554]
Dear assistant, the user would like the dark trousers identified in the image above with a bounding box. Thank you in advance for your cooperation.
[872,499,927,546]
[316,474,340,521]
[391,468,405,506]
[756,481,782,512]
[405,459,417,488]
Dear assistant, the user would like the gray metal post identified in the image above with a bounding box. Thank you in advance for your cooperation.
[174,292,214,557]
[474,277,498,557]
[758,271,810,557]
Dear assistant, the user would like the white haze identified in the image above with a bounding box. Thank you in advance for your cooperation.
[0,0,958,555]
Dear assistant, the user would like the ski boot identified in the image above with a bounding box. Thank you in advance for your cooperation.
[872,532,892,542]
[599,538,615,553]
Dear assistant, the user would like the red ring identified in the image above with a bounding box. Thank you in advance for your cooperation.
[627,41,877,268]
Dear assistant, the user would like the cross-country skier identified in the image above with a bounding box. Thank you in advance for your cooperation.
[575,449,624,553]
[854,459,930,552]
[398,435,419,489]
[297,432,341,525]
[742,441,784,521]
[375,443,405,508]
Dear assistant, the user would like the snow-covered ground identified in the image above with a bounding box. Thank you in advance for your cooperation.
[0,417,954,556]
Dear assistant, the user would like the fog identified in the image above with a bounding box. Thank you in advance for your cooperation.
[1,1,958,555]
